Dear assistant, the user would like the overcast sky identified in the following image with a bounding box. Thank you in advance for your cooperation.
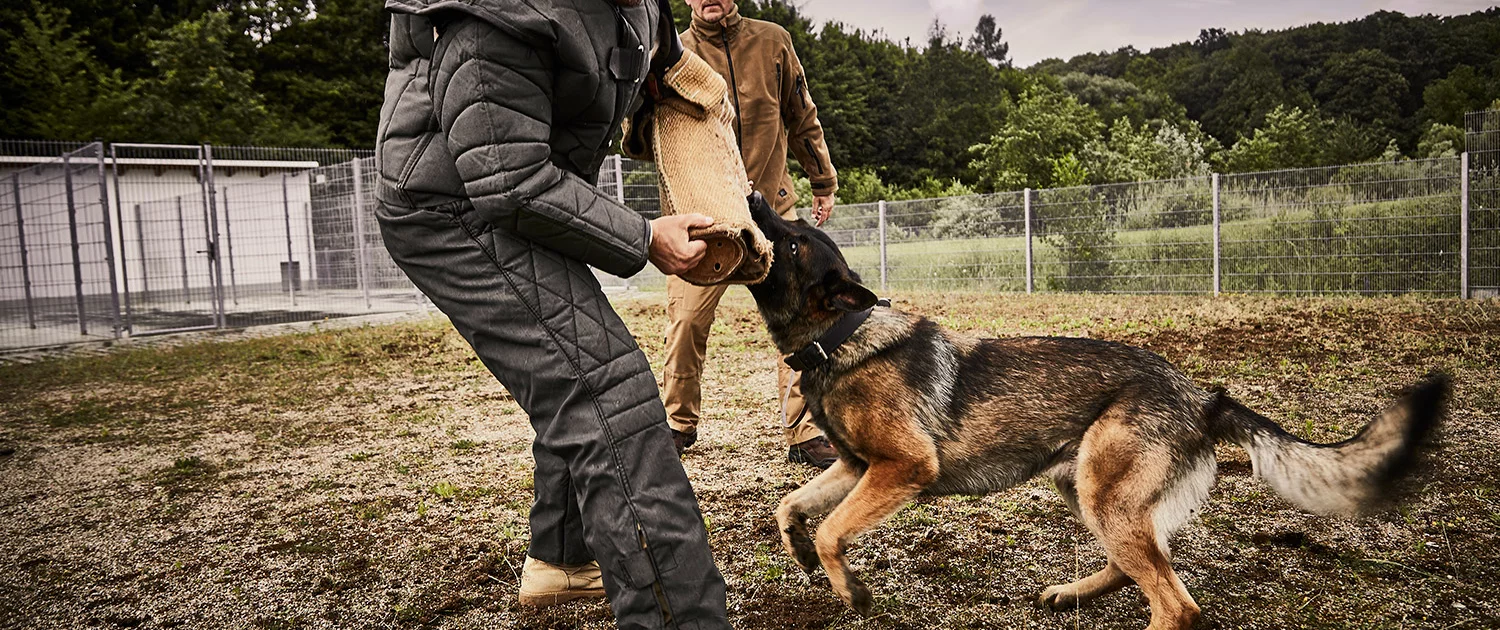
[794,0,1498,66]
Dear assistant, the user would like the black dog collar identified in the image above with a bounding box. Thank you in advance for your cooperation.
[784,298,891,372]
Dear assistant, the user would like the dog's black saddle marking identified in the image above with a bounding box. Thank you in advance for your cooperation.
[785,298,891,372]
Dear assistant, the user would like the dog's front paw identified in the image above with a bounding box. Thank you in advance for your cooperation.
[1036,585,1080,612]
[843,576,874,617]
[789,532,820,573]
[782,515,820,573]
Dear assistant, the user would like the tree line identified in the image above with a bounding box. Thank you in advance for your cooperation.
[3,1,1498,202]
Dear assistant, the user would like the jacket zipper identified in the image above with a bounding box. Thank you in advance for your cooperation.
[804,137,824,175]
[721,29,743,150]
[639,524,675,627]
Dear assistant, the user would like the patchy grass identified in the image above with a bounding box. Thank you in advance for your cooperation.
[1,291,1498,629]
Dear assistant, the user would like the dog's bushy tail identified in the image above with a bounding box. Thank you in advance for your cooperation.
[1207,374,1449,516]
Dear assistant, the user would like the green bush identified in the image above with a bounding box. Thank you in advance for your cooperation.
[929,193,1025,239]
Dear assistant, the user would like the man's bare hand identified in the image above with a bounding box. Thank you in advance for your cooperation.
[812,194,835,226]
[649,214,715,275]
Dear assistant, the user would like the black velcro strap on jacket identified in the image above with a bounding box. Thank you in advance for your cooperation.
[650,0,683,76]
[784,298,891,372]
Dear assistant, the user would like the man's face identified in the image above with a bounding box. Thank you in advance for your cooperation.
[685,0,733,22]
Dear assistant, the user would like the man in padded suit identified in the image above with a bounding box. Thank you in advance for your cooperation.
[375,0,730,627]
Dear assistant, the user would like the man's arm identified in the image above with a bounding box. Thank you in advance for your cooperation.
[433,17,651,278]
[779,33,838,217]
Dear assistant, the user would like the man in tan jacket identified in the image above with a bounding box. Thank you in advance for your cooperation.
[666,0,841,468]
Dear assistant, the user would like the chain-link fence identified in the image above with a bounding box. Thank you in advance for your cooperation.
[1,120,1496,351]
[1219,158,1462,295]
[1,143,123,350]
[1469,109,1500,298]
[817,159,1467,296]
[1,142,425,351]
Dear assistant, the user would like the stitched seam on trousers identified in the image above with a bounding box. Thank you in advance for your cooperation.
[606,397,665,443]
[449,212,665,591]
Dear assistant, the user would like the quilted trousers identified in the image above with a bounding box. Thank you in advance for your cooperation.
[376,200,729,629]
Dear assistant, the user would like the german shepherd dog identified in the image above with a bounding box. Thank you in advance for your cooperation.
[741,194,1449,629]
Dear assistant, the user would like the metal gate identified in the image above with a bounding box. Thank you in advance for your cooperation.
[3,141,432,352]
[0,143,122,349]
[110,143,226,335]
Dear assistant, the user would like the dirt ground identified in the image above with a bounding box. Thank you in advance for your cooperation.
[1,291,1497,629]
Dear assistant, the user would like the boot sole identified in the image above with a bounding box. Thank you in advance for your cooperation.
[518,587,607,607]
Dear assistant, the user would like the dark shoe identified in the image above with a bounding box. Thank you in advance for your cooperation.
[788,436,838,469]
[671,428,697,456]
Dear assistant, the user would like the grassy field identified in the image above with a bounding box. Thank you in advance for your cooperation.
[1,291,1498,629]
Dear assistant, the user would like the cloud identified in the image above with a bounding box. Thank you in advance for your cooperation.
[991,1,1142,64]
[928,0,986,30]
[1375,0,1498,16]
[1169,0,1233,8]
[801,0,1497,66]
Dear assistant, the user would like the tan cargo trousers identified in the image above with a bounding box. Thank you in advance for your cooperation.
[663,277,823,447]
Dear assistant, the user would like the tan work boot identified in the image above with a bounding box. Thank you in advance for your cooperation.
[518,556,606,607]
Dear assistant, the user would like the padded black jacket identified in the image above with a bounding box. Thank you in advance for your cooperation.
[377,0,659,277]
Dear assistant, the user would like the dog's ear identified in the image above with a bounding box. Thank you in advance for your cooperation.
[823,273,878,312]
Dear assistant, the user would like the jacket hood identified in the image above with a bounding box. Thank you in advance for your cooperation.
[689,2,742,44]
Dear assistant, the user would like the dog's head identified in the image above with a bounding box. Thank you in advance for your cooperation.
[746,193,877,346]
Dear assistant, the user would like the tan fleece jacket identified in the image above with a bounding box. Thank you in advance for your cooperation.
[681,4,838,214]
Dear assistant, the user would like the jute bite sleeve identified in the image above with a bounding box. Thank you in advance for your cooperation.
[623,50,774,286]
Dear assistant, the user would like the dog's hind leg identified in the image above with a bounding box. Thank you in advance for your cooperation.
[777,459,862,573]
[1039,562,1132,611]
[1040,461,1133,611]
[815,458,935,617]
[1073,405,1207,630]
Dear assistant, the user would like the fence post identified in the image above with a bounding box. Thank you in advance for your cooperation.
[282,174,298,307]
[134,204,149,302]
[1024,188,1034,294]
[612,155,631,291]
[96,145,122,339]
[11,174,35,329]
[176,196,190,304]
[613,154,626,204]
[878,199,888,292]
[221,186,239,305]
[63,154,88,335]
[1212,173,1221,297]
[202,145,226,328]
[305,201,317,289]
[351,158,371,309]
[1461,152,1470,299]
[109,144,133,334]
